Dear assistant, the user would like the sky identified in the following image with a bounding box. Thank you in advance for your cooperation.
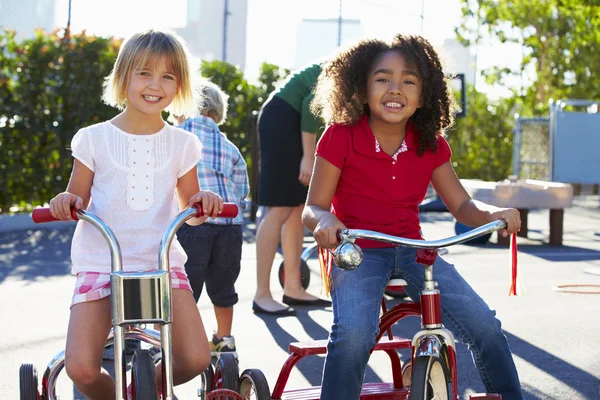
[51,0,523,96]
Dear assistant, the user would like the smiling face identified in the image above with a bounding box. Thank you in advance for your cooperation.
[365,50,423,130]
[125,55,179,117]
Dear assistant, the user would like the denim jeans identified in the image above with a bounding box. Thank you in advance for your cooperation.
[320,247,523,400]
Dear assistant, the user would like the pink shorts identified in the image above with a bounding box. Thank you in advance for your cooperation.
[71,266,192,307]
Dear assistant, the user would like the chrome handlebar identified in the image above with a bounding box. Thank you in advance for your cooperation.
[333,220,507,271]
[338,220,506,249]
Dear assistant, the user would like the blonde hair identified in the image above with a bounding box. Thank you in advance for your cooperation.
[102,29,197,116]
[198,80,229,125]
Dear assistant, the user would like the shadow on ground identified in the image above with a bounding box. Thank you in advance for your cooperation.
[0,227,74,283]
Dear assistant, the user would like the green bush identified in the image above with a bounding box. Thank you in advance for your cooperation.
[0,29,120,213]
[447,85,517,182]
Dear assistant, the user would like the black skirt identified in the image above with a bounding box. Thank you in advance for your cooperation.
[257,96,308,207]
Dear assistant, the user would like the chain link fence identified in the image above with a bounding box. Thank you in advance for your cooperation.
[512,116,550,180]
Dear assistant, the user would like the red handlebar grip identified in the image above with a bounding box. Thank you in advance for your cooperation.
[31,207,78,223]
[192,202,239,218]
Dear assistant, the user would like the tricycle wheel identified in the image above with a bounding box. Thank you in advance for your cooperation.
[19,363,39,400]
[409,356,450,400]
[278,259,310,289]
[239,368,271,399]
[215,353,240,392]
[131,349,158,400]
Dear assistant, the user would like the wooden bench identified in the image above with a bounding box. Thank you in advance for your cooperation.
[461,179,574,246]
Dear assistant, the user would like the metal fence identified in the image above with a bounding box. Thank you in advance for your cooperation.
[512,116,550,180]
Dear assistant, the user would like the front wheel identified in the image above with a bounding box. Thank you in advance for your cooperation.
[19,363,39,400]
[131,350,159,400]
[409,356,450,400]
[239,368,271,399]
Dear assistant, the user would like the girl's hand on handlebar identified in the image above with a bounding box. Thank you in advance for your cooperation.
[490,208,521,237]
[189,190,224,219]
[313,214,347,249]
[49,192,83,221]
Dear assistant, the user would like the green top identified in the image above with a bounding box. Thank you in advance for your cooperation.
[274,63,324,135]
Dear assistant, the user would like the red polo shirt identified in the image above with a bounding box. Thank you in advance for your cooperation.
[315,114,451,248]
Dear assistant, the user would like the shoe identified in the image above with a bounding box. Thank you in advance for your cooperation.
[282,295,332,307]
[252,301,297,316]
[210,334,238,359]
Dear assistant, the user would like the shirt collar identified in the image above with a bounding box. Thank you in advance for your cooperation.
[353,114,417,160]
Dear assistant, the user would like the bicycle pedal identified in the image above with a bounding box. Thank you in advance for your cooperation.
[469,394,502,400]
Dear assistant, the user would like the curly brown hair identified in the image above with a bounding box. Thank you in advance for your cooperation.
[311,34,457,155]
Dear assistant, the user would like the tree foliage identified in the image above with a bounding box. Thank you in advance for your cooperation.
[448,84,517,181]
[455,0,600,115]
[0,29,120,213]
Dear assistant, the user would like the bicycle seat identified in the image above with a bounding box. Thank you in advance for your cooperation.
[387,278,408,288]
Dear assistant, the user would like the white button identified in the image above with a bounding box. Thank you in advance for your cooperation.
[392,161,396,164]
[392,176,396,180]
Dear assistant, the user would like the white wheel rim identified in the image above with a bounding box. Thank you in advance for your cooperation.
[239,378,256,399]
[428,360,449,400]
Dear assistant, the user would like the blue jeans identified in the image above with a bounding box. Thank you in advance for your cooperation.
[320,247,523,400]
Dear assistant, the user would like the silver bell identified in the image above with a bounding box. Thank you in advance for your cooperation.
[333,242,364,271]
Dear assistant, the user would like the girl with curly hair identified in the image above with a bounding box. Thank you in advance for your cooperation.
[302,34,523,399]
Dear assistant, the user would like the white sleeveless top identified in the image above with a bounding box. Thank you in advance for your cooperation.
[70,121,202,273]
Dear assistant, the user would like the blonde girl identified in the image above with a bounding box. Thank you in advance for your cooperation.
[49,29,223,399]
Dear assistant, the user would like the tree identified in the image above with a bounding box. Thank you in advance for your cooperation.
[0,29,120,213]
[447,84,517,181]
[456,0,600,115]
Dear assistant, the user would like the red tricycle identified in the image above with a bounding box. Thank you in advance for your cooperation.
[269,220,509,400]
[18,202,260,400]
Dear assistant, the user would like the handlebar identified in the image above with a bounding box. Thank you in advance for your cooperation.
[31,202,238,224]
[32,207,79,223]
[337,220,507,249]
[30,202,239,274]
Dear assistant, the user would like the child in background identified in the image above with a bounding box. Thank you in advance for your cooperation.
[303,34,523,399]
[174,80,249,359]
[48,29,223,399]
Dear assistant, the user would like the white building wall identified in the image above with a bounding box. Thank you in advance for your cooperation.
[439,38,476,85]
[295,18,363,69]
[0,0,56,39]
[175,0,248,69]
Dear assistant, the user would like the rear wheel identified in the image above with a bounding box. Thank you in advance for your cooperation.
[239,368,271,399]
[131,349,159,400]
[215,353,240,392]
[19,363,39,400]
[409,356,450,400]
[278,259,310,289]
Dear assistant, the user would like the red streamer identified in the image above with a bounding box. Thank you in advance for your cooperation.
[509,233,519,296]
